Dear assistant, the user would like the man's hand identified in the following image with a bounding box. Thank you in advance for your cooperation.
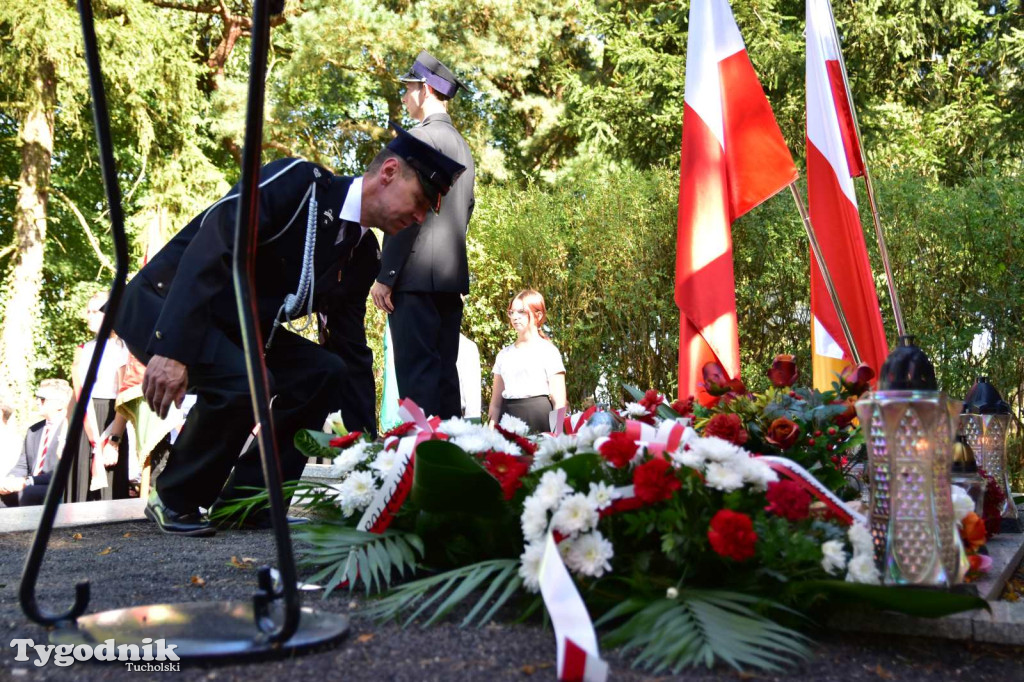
[370,281,394,313]
[143,355,188,419]
[0,476,27,495]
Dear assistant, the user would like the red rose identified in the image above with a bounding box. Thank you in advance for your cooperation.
[329,432,363,449]
[639,389,664,412]
[833,398,857,428]
[483,451,530,500]
[766,354,798,388]
[632,455,681,505]
[598,432,639,468]
[765,417,800,450]
[670,396,695,418]
[702,413,748,446]
[382,422,417,439]
[707,509,757,562]
[840,363,875,396]
[960,512,987,551]
[495,424,538,456]
[764,480,811,522]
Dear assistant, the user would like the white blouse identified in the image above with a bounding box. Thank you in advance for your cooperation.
[493,339,565,399]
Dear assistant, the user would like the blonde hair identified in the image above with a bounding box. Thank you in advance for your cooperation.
[508,289,550,339]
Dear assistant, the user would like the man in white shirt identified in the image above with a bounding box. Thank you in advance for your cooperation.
[0,379,71,507]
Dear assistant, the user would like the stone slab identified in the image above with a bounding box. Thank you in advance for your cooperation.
[0,498,146,534]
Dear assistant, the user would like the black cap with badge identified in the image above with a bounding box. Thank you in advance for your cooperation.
[398,50,470,99]
[386,121,466,214]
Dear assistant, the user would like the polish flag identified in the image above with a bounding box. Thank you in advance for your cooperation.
[676,0,798,404]
[806,0,888,389]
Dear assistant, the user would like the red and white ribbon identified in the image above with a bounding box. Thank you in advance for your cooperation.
[758,455,866,526]
[551,406,568,435]
[623,419,693,456]
[563,406,598,435]
[539,533,609,682]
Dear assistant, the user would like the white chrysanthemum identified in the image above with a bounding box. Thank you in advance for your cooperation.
[518,541,546,593]
[694,436,747,465]
[337,471,376,515]
[845,553,881,585]
[499,413,530,436]
[704,461,745,492]
[587,481,616,511]
[574,423,611,451]
[370,449,400,478]
[951,485,975,523]
[623,402,649,418]
[535,469,571,509]
[566,531,614,577]
[670,444,706,471]
[848,523,875,556]
[532,435,577,471]
[438,417,476,437]
[330,442,372,476]
[821,540,848,576]
[738,456,778,492]
[323,410,345,435]
[450,433,490,454]
[551,493,600,536]
[521,495,551,543]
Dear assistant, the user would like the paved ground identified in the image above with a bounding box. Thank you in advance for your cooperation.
[2,520,1024,681]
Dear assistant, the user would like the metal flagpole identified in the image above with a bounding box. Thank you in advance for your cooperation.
[823,0,907,338]
[789,181,862,365]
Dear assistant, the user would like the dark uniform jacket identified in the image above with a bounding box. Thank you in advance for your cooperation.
[377,113,475,294]
[115,159,362,366]
[9,419,65,487]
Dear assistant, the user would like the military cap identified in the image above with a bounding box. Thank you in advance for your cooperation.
[387,121,466,213]
[398,50,469,99]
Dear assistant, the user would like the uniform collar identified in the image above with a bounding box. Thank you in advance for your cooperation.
[422,112,453,126]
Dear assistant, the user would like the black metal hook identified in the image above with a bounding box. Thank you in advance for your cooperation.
[231,0,301,644]
[19,0,130,627]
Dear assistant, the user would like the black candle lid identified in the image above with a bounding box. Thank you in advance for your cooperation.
[963,376,1011,414]
[878,335,937,391]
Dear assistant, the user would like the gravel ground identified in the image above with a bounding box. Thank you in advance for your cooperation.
[2,520,1023,681]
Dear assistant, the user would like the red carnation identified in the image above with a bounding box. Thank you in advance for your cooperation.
[703,413,748,446]
[767,354,799,388]
[639,389,664,412]
[598,432,639,468]
[632,455,681,505]
[765,417,800,450]
[382,422,417,439]
[495,424,538,456]
[483,451,530,500]
[764,479,812,522]
[329,432,363,449]
[707,509,758,562]
[670,396,695,418]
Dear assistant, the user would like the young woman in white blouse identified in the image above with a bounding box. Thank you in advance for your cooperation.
[488,289,567,433]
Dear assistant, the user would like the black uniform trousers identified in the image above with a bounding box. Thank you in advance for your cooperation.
[389,291,463,420]
[144,327,345,513]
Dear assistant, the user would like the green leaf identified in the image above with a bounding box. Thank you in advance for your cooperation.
[411,440,504,515]
[797,580,991,618]
[294,429,340,460]
[622,382,679,420]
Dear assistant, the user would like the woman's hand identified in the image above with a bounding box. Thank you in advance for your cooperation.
[100,440,120,468]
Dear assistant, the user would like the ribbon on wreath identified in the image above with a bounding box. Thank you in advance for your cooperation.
[757,455,866,526]
[539,533,609,682]
[623,418,693,456]
[562,406,598,435]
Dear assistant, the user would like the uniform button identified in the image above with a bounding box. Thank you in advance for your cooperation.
[388,270,396,277]
[156,281,164,289]
[155,331,163,340]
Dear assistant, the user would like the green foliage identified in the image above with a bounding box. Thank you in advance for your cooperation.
[294,523,425,596]
[796,580,990,618]
[363,559,526,628]
[597,592,813,673]
[294,429,342,460]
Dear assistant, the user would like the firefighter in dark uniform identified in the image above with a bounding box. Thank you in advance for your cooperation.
[370,51,475,420]
[114,123,465,536]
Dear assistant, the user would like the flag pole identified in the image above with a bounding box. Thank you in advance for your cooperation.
[788,181,862,364]
[823,0,907,338]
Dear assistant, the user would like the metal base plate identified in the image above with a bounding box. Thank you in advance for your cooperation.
[50,601,350,661]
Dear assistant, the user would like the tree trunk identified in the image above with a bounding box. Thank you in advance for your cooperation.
[0,57,56,414]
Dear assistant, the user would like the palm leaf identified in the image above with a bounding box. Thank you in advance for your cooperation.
[294,429,341,459]
[292,522,424,596]
[364,559,523,628]
[600,590,812,673]
[208,481,344,527]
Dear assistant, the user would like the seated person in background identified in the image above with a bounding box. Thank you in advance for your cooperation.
[0,379,72,507]
[488,290,567,433]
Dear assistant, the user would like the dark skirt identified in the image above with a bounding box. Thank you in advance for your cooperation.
[72,397,130,502]
[499,395,553,434]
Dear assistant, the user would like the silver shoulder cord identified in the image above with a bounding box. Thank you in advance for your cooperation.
[194,159,319,352]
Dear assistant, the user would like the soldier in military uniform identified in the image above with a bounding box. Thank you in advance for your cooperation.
[370,51,475,420]
[114,124,465,536]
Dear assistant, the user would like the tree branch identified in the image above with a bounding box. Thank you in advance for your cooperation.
[51,188,115,273]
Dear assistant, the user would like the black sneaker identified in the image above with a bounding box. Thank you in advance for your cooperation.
[144,490,216,537]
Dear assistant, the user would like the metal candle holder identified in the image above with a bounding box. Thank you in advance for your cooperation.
[960,377,1020,532]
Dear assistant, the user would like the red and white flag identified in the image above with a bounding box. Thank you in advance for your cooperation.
[676,0,798,405]
[806,0,888,389]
